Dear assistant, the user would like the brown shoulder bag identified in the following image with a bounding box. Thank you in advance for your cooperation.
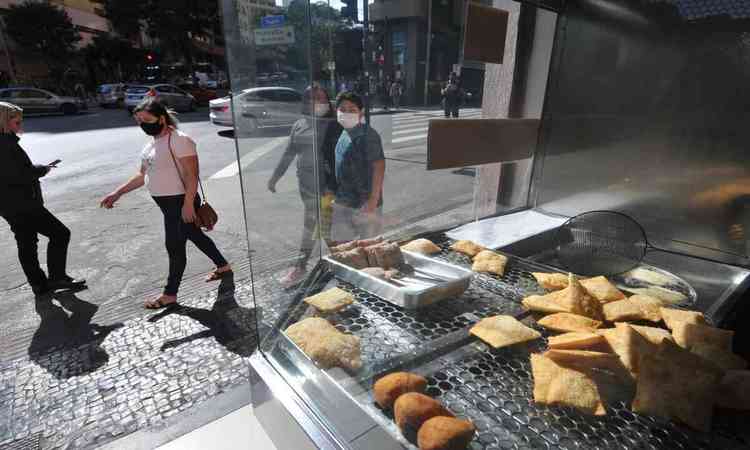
[166,132,218,231]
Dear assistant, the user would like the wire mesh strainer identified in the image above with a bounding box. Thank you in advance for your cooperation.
[555,210,651,276]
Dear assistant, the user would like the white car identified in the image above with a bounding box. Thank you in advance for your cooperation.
[124,84,196,113]
[209,87,303,132]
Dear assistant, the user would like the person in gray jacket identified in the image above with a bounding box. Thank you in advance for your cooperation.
[268,86,342,287]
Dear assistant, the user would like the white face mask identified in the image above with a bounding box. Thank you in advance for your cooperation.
[337,111,360,129]
[313,103,329,117]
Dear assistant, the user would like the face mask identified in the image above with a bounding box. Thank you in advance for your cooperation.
[337,111,360,129]
[313,104,330,117]
[140,121,163,136]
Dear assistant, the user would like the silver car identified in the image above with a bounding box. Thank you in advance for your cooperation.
[125,84,196,113]
[0,87,86,115]
[97,83,128,108]
[209,87,302,132]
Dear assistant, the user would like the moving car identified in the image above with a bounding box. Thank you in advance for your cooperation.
[209,87,302,132]
[97,83,128,108]
[124,84,196,113]
[0,87,86,115]
[177,84,218,106]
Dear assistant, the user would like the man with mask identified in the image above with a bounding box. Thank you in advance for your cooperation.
[331,92,385,242]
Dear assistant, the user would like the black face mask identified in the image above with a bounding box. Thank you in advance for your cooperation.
[140,121,163,136]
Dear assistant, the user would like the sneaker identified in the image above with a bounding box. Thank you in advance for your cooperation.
[48,276,87,291]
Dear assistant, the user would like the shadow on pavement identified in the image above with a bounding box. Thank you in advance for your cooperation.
[28,291,124,379]
[217,126,292,140]
[21,108,213,134]
[147,275,257,357]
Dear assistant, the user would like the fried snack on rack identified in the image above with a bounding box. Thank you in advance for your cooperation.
[547,332,605,350]
[537,313,602,333]
[602,295,664,323]
[716,370,750,410]
[580,276,626,303]
[532,272,569,290]
[418,416,476,450]
[304,287,354,314]
[597,323,654,379]
[394,392,454,432]
[285,317,362,370]
[330,237,384,253]
[632,340,722,432]
[531,353,606,416]
[363,242,405,269]
[660,307,706,330]
[524,274,603,320]
[469,315,541,349]
[545,349,621,370]
[471,251,508,276]
[401,238,441,255]
[672,322,734,351]
[689,343,748,371]
[330,247,369,269]
[629,325,674,345]
[449,240,486,257]
[373,372,428,409]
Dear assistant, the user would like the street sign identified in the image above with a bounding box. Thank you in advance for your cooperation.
[261,15,285,28]
[255,26,295,46]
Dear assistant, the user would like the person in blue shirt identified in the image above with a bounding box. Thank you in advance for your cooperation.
[331,92,386,242]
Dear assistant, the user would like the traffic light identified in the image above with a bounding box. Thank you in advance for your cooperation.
[342,0,357,21]
[146,53,154,62]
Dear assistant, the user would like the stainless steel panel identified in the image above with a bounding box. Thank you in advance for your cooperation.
[324,251,473,309]
[531,0,750,266]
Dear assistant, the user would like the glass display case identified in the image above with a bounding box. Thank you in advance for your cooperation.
[220,0,750,449]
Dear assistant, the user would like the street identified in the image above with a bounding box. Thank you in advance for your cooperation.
[0,105,482,449]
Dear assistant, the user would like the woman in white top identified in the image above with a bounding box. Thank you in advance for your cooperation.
[100,98,231,309]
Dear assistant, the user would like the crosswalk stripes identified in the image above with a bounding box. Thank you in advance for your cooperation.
[386,108,482,147]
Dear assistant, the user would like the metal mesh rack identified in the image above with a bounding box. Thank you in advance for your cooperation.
[264,233,748,449]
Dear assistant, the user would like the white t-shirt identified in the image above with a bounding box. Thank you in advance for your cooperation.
[141,129,198,196]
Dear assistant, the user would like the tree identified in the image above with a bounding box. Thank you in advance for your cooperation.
[96,0,219,83]
[83,35,148,82]
[5,1,81,80]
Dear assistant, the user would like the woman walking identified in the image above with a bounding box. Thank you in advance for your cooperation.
[0,102,86,297]
[267,85,342,287]
[100,98,231,308]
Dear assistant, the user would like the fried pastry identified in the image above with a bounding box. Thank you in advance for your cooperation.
[373,372,428,409]
[629,324,673,345]
[689,343,747,371]
[330,247,369,269]
[469,315,541,349]
[627,295,664,322]
[361,267,400,280]
[602,299,644,322]
[417,417,476,450]
[285,317,362,370]
[471,251,508,276]
[393,392,454,432]
[660,307,706,330]
[716,370,750,410]
[531,272,569,291]
[523,274,603,320]
[401,238,441,255]
[304,287,353,314]
[580,276,626,303]
[537,313,603,333]
[531,353,606,416]
[547,332,604,350]
[449,240,485,257]
[672,322,734,351]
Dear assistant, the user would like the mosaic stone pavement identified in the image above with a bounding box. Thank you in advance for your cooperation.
[0,277,259,450]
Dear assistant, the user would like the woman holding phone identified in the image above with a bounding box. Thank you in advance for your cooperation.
[100,98,231,309]
[0,102,86,297]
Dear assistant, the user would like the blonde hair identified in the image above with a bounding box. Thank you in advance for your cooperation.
[0,102,23,134]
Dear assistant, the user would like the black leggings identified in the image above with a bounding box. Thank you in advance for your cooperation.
[3,207,71,288]
[153,194,228,295]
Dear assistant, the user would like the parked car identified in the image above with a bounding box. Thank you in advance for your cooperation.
[124,84,196,113]
[209,87,302,132]
[0,87,86,115]
[177,84,218,106]
[97,83,128,108]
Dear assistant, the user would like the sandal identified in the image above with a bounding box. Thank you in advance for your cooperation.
[206,268,233,282]
[144,295,177,309]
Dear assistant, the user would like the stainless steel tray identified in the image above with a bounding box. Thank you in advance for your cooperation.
[323,250,473,309]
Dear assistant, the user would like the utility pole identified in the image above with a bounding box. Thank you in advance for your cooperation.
[423,0,432,106]
[0,16,16,84]
[327,0,335,97]
[362,0,370,126]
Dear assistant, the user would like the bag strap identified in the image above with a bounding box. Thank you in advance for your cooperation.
[166,131,207,202]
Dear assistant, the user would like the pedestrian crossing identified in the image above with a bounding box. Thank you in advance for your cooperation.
[386,108,483,147]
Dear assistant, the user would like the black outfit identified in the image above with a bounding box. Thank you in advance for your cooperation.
[153,193,228,296]
[442,81,463,118]
[0,133,73,294]
[269,115,342,267]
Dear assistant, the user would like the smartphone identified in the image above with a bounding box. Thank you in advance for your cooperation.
[49,159,61,167]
